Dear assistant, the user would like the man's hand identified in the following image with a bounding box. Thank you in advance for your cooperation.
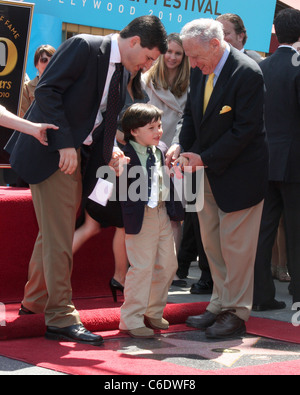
[165,144,181,167]
[58,147,78,175]
[174,152,205,173]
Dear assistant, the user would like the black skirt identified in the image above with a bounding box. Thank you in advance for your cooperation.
[85,197,123,229]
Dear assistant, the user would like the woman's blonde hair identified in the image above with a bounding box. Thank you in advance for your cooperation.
[144,33,190,98]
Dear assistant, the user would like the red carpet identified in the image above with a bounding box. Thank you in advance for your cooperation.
[0,300,300,376]
[0,316,299,375]
[1,187,299,375]
[0,332,208,376]
[0,187,116,303]
[0,300,208,340]
[1,297,299,345]
[1,336,300,375]
[246,315,300,344]
[3,333,299,376]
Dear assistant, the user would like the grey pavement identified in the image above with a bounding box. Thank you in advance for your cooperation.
[0,262,296,375]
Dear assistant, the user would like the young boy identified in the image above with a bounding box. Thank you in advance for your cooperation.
[119,103,184,339]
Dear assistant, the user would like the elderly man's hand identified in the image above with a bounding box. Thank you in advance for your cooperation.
[174,152,205,172]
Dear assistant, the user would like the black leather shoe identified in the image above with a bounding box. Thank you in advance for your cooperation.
[186,310,217,329]
[252,299,286,312]
[45,324,104,346]
[190,280,213,295]
[18,304,35,316]
[172,279,187,287]
[205,311,246,339]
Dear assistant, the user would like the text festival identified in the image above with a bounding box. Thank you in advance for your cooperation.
[47,0,222,17]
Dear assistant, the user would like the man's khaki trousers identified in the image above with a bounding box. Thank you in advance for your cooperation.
[23,153,82,327]
[198,174,264,321]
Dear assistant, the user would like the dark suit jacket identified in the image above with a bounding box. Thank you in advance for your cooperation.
[244,49,263,64]
[119,141,184,235]
[260,47,300,183]
[5,34,129,185]
[179,46,269,213]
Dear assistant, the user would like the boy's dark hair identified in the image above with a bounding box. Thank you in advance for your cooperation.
[274,9,300,44]
[120,15,168,54]
[122,103,163,143]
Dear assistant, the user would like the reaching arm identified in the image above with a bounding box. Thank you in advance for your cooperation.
[0,105,58,146]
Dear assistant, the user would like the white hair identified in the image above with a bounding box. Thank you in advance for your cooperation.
[180,18,224,44]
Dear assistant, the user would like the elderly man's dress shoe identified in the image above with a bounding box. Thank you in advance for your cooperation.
[205,311,246,339]
[186,310,217,329]
[45,324,104,346]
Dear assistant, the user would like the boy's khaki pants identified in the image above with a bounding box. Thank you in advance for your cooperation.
[120,204,177,331]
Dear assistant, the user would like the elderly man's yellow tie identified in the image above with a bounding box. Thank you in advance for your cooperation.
[203,73,215,114]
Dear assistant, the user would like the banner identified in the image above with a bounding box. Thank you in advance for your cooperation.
[0,1,34,167]
[26,14,62,80]
[33,0,277,52]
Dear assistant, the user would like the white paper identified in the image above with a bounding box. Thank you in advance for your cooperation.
[172,167,204,213]
[88,178,114,207]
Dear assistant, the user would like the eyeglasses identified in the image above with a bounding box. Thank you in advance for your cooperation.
[39,57,50,64]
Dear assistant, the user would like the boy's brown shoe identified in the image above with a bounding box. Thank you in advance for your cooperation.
[121,327,155,339]
[145,317,169,330]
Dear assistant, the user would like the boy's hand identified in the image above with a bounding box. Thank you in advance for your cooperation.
[109,151,130,176]
[165,144,181,167]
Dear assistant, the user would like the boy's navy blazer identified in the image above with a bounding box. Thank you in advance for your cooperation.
[119,141,184,235]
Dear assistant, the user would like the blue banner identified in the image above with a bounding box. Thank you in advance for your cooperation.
[26,14,62,80]
[32,0,276,52]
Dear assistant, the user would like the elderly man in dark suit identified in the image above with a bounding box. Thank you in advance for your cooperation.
[253,9,300,311]
[167,18,268,339]
[5,16,168,345]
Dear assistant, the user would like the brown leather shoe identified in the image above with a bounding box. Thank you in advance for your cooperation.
[145,317,169,330]
[205,311,246,339]
[186,310,217,329]
[121,327,155,339]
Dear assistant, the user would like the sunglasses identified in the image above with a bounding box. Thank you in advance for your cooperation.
[40,57,50,64]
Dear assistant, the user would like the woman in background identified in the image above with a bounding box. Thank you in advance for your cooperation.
[142,33,190,148]
[21,45,56,117]
[142,33,190,252]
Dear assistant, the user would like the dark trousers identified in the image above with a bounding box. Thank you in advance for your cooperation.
[177,211,211,281]
[254,181,300,304]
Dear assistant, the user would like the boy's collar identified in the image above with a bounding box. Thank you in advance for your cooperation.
[129,140,157,155]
